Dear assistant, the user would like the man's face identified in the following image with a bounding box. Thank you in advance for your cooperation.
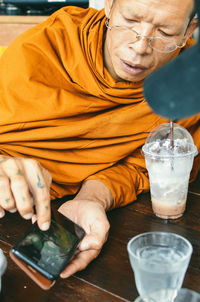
[104,0,195,82]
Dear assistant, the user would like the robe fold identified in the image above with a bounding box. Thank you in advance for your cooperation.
[0,6,200,208]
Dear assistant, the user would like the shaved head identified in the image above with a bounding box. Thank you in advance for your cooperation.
[111,0,195,20]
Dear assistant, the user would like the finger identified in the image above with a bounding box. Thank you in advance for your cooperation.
[0,166,16,212]
[39,164,52,188]
[22,159,51,230]
[60,249,100,278]
[2,158,34,219]
[31,214,37,224]
[9,208,17,213]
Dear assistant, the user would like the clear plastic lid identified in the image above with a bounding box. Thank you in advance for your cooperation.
[142,123,198,158]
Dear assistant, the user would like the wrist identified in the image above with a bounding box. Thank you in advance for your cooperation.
[74,180,113,211]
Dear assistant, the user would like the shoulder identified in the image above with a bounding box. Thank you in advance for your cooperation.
[0,6,106,75]
[10,6,105,44]
[46,6,105,30]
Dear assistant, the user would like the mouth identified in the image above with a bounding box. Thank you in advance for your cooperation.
[121,59,148,75]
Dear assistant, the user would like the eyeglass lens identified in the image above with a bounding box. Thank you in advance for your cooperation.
[111,27,177,52]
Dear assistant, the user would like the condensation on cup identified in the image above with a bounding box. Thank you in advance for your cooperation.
[142,123,198,219]
[0,249,7,291]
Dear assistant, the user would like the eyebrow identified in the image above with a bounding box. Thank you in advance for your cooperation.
[123,10,143,20]
[157,24,183,36]
[158,23,180,30]
[122,10,183,34]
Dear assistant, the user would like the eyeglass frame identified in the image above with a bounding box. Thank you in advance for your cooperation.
[105,19,186,53]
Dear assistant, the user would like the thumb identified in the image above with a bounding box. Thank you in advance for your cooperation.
[79,234,102,251]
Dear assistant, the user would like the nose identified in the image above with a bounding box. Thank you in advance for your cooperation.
[128,36,153,55]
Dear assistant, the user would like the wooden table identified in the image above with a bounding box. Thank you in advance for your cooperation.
[0,173,199,302]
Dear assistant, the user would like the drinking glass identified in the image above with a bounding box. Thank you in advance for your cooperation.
[0,249,7,292]
[174,288,200,302]
[127,232,193,302]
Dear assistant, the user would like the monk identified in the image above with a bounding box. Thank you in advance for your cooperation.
[0,0,199,278]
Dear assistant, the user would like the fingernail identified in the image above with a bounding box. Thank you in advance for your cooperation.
[81,242,90,250]
[60,272,70,279]
[9,208,17,213]
[0,211,5,218]
[23,213,33,220]
[32,215,37,224]
[41,222,50,231]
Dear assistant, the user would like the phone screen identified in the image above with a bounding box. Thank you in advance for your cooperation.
[12,212,85,280]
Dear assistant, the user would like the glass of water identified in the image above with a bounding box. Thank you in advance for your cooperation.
[0,249,7,292]
[174,288,200,302]
[127,232,193,302]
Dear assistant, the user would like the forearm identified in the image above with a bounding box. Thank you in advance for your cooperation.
[86,153,150,209]
[74,180,114,211]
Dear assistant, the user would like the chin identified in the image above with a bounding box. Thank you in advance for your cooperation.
[126,65,155,82]
[117,71,147,83]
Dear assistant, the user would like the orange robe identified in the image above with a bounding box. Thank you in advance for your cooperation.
[0,7,200,209]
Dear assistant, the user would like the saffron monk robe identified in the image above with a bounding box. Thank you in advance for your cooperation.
[0,0,199,278]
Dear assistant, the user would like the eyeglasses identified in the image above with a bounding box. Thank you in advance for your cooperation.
[105,19,185,53]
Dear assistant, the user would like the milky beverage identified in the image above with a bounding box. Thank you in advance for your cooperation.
[142,123,197,219]
[148,152,192,219]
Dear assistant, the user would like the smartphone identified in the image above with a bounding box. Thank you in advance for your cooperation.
[10,211,85,290]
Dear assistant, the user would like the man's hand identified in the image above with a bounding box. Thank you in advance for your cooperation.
[58,199,110,278]
[0,155,52,230]
[58,179,113,278]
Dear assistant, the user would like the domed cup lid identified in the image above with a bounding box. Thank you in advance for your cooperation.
[142,123,198,158]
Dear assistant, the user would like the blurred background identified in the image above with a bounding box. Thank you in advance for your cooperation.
[0,0,89,15]
[0,0,105,15]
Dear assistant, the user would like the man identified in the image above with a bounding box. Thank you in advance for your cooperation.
[0,0,199,278]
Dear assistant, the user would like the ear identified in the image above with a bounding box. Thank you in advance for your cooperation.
[104,0,115,18]
[183,17,199,43]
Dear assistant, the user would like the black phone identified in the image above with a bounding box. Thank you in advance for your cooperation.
[10,211,85,289]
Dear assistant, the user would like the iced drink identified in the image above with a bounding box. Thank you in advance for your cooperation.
[142,123,197,219]
[0,249,7,292]
[127,232,193,302]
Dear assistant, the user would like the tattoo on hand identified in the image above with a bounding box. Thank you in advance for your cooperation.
[37,175,45,189]
[5,198,10,203]
[16,169,23,176]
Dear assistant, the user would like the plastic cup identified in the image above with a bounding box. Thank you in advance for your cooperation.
[127,232,193,302]
[142,123,198,219]
[0,249,7,292]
